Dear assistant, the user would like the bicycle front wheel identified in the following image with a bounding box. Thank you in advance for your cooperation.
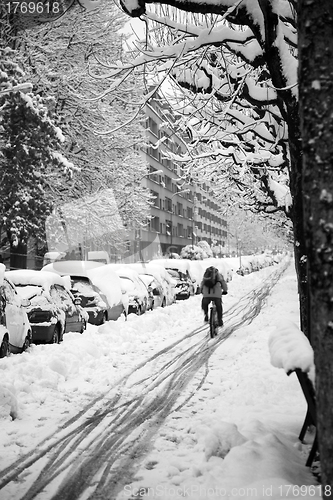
[209,306,218,338]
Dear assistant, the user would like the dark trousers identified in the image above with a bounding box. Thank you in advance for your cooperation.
[202,297,223,325]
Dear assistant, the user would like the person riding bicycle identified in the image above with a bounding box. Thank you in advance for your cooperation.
[201,266,228,327]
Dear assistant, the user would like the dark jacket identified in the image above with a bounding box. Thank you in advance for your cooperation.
[200,271,228,298]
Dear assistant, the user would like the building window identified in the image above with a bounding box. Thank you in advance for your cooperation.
[148,142,159,160]
[165,197,172,212]
[177,223,183,237]
[165,175,172,190]
[177,202,183,216]
[151,190,159,208]
[148,117,159,136]
[150,216,160,232]
[149,165,160,183]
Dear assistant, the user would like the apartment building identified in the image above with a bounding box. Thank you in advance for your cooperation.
[129,95,228,262]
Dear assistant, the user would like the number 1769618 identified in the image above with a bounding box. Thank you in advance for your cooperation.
[5,1,65,15]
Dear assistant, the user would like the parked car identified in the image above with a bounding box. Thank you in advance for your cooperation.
[136,272,165,309]
[165,268,192,300]
[5,270,87,344]
[87,251,110,265]
[42,261,126,324]
[112,267,149,315]
[42,251,66,267]
[0,264,32,357]
[128,263,177,306]
[68,276,113,325]
[152,259,196,297]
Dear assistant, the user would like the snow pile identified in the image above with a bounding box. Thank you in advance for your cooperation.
[269,320,314,376]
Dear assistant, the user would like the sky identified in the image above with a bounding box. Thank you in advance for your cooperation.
[0,257,321,500]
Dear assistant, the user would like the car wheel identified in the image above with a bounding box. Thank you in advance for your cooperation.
[100,312,107,325]
[136,306,142,316]
[80,321,86,334]
[0,335,9,358]
[21,331,32,352]
[162,298,166,308]
[50,326,60,344]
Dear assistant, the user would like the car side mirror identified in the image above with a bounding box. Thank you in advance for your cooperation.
[74,297,82,305]
[21,298,31,307]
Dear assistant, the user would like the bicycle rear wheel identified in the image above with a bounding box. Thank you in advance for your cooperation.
[209,305,219,338]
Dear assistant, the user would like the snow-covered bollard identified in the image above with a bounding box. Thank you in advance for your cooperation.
[268,320,315,380]
[268,321,316,467]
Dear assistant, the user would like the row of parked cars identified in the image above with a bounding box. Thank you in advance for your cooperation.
[0,252,283,358]
[0,258,199,357]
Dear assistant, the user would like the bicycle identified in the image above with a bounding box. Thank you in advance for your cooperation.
[209,301,219,339]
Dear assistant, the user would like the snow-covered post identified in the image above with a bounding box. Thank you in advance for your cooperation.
[268,320,316,466]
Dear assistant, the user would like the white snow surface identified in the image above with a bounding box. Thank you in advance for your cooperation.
[0,260,320,499]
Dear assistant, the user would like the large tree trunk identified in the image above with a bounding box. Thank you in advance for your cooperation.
[286,101,310,339]
[298,0,333,491]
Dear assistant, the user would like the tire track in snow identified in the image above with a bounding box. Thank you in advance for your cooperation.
[0,261,289,500]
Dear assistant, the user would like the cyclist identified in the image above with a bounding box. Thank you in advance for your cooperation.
[201,267,228,327]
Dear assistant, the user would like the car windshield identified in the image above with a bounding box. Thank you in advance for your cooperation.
[119,277,135,293]
[71,279,95,296]
[15,285,53,309]
[15,284,43,300]
[167,269,181,279]
[138,274,154,287]
[70,278,107,309]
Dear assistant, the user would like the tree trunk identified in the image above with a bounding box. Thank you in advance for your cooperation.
[287,103,310,339]
[10,241,27,270]
[298,0,333,492]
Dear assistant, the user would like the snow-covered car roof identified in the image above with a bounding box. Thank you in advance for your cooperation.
[5,269,71,290]
[151,258,191,274]
[42,260,105,276]
[128,263,174,284]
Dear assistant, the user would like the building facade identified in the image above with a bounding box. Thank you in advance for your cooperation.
[129,96,228,262]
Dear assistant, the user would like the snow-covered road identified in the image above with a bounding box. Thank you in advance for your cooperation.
[0,259,300,500]
[0,261,320,500]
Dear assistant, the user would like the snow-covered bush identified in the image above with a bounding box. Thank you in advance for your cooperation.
[197,240,213,258]
[180,244,206,260]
